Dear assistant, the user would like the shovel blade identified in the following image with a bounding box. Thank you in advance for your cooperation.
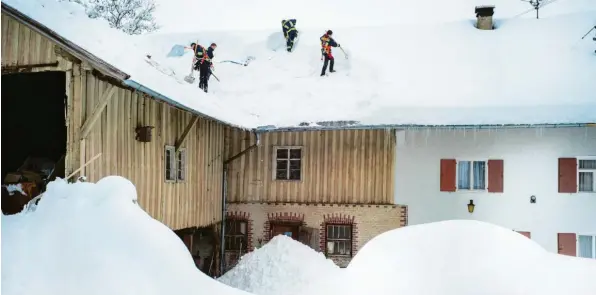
[167,44,187,57]
[184,75,195,83]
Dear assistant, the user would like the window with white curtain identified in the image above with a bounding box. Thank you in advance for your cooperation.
[457,160,487,190]
[578,235,596,259]
[578,159,596,192]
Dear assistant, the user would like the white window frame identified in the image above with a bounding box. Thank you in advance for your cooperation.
[577,157,596,193]
[455,159,488,192]
[272,146,303,181]
[576,234,596,259]
[165,145,186,183]
[165,146,176,182]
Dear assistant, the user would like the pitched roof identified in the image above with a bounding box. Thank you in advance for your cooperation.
[4,0,595,131]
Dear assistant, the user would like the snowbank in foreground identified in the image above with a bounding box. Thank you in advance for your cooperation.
[327,220,596,295]
[218,235,340,295]
[1,176,250,295]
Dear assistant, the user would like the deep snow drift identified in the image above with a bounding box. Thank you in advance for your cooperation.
[141,13,596,128]
[218,235,339,295]
[3,0,596,129]
[327,220,596,295]
[154,0,596,32]
[0,176,250,295]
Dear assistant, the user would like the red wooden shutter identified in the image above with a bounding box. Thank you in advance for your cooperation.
[488,159,504,193]
[557,233,577,256]
[516,231,531,239]
[558,158,577,193]
[440,159,456,192]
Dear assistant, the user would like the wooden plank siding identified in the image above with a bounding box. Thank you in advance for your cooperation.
[225,129,396,204]
[1,14,71,71]
[81,77,226,229]
[2,12,228,230]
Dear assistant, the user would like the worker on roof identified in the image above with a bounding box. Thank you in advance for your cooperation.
[320,30,340,76]
[281,19,298,52]
[189,42,217,93]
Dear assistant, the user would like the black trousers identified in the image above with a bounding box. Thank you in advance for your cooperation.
[198,62,212,92]
[286,30,297,52]
[321,53,334,75]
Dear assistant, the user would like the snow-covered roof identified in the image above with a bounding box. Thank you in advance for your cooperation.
[3,0,596,130]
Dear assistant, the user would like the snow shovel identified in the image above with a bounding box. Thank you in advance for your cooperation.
[210,70,220,82]
[184,41,199,83]
[339,46,349,59]
[167,44,187,57]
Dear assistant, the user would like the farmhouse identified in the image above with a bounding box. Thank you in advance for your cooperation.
[2,0,595,278]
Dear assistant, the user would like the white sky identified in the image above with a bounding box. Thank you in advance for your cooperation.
[151,0,595,33]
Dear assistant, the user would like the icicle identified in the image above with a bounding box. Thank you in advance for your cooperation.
[473,126,477,142]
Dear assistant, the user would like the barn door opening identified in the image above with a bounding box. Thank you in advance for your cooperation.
[1,71,67,214]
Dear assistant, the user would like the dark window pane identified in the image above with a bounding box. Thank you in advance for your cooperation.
[290,149,301,159]
[580,160,596,169]
[276,149,288,159]
[276,160,288,170]
[289,160,301,169]
[276,169,288,179]
[289,169,301,180]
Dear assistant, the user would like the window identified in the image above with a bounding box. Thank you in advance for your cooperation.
[165,146,186,182]
[274,147,302,180]
[578,235,596,259]
[177,148,187,182]
[457,160,487,190]
[225,219,248,251]
[325,224,352,256]
[578,159,596,192]
[165,146,176,181]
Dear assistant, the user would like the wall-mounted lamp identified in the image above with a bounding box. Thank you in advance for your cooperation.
[467,200,475,213]
[530,195,537,204]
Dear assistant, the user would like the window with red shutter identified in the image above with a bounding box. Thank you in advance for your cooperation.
[440,159,456,192]
[488,159,504,193]
[558,158,578,193]
[516,231,531,239]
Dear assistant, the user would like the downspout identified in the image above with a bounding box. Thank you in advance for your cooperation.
[219,131,260,276]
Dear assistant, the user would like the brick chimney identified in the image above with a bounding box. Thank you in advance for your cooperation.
[475,5,495,30]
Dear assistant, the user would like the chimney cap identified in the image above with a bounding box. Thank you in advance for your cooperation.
[475,5,495,17]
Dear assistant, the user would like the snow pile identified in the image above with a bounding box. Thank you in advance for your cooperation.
[4,0,596,129]
[218,235,340,295]
[154,0,596,32]
[1,176,250,295]
[320,220,596,295]
[140,12,596,128]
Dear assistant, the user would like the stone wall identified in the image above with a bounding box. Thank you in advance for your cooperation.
[225,202,407,267]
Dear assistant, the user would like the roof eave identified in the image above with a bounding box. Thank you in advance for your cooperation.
[255,122,596,133]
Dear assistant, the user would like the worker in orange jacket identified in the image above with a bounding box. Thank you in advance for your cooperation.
[320,30,340,76]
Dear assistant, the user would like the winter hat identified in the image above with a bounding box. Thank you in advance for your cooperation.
[326,30,333,35]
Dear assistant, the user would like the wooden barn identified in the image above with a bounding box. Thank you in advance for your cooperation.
[1,2,408,276]
[0,3,241,275]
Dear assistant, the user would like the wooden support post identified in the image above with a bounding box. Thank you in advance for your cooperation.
[80,85,117,139]
[175,116,199,152]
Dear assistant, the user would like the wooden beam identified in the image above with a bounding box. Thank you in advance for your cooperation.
[80,85,117,139]
[175,116,199,152]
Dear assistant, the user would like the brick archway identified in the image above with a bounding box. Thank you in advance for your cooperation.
[263,212,306,243]
[226,211,253,251]
[320,213,358,256]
